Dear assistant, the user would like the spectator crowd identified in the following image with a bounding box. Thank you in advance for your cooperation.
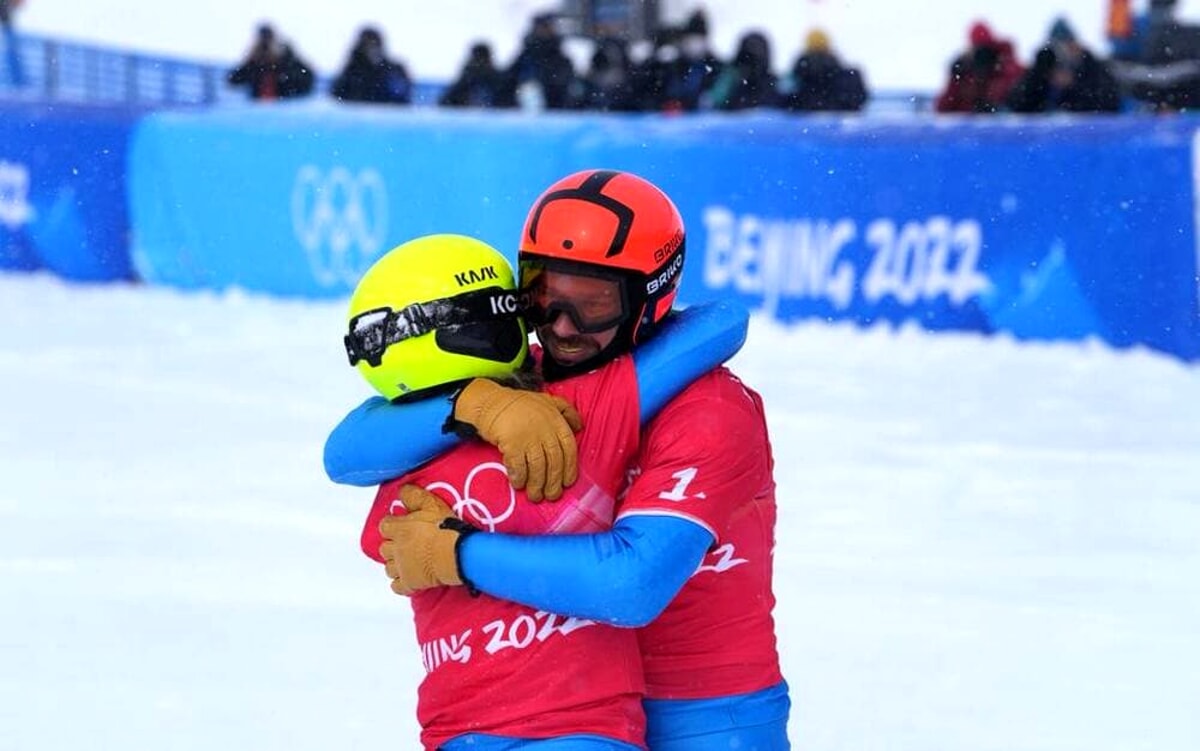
[227,3,1200,116]
[228,9,869,114]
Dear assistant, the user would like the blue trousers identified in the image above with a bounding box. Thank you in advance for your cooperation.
[644,681,792,751]
[440,735,640,750]
[437,682,791,751]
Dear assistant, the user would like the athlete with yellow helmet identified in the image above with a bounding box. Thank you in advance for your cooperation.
[337,230,750,751]
[344,233,529,401]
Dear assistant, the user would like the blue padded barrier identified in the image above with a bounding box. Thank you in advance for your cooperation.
[0,101,142,280]
[127,107,1200,361]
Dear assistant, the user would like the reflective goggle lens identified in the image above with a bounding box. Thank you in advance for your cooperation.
[345,309,397,367]
[520,260,627,334]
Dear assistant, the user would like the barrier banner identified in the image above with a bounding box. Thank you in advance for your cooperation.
[129,109,1200,361]
[0,102,140,281]
[620,116,1200,360]
[129,106,592,298]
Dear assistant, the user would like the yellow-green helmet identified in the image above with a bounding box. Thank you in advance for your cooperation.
[344,234,528,401]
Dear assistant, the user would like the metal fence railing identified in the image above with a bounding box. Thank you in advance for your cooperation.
[0,34,238,106]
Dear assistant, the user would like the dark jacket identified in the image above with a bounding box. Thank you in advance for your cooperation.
[576,39,640,112]
[507,31,577,109]
[228,44,315,100]
[936,41,1024,113]
[440,45,509,108]
[1007,46,1122,113]
[656,53,723,112]
[332,52,412,104]
[784,51,868,112]
[711,32,779,110]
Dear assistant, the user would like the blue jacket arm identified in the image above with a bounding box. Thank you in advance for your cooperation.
[459,514,714,627]
[322,395,458,486]
[322,299,751,487]
[635,300,749,422]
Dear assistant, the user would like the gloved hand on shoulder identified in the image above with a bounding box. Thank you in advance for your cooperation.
[450,378,582,502]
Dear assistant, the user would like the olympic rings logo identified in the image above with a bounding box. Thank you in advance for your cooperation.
[389,462,516,532]
[291,165,389,287]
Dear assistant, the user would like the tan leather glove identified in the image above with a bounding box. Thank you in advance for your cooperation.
[378,484,476,596]
[452,378,582,502]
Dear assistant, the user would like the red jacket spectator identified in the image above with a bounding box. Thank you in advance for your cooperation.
[936,21,1025,113]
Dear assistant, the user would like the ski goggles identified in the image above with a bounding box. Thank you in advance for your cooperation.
[519,258,629,334]
[344,286,524,367]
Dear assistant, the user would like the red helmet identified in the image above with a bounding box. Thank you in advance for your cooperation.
[518,170,686,375]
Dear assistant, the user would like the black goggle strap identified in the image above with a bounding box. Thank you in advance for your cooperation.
[344,286,524,367]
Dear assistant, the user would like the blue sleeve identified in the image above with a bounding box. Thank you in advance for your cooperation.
[322,299,751,487]
[634,299,749,423]
[459,514,714,627]
[322,395,458,486]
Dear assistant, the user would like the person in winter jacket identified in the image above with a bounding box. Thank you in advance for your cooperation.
[331,26,413,105]
[711,30,779,110]
[1007,17,1122,113]
[506,12,578,110]
[227,23,315,100]
[439,42,509,108]
[656,9,725,112]
[782,28,868,112]
[935,20,1024,113]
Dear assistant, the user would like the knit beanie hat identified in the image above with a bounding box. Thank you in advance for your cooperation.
[805,29,831,53]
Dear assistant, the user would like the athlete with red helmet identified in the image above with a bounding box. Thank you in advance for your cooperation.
[516,169,687,379]
[325,170,791,750]
[338,233,748,750]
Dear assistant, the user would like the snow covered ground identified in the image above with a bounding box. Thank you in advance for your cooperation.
[1,271,1198,750]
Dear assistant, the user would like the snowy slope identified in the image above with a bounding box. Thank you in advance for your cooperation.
[1,272,1198,750]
